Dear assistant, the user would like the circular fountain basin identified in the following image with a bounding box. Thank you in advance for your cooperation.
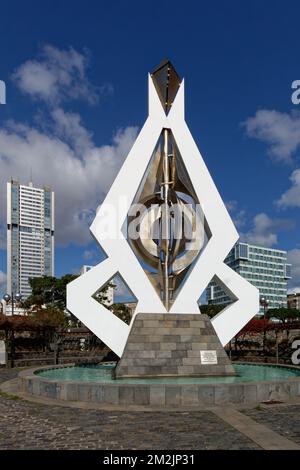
[19,362,300,406]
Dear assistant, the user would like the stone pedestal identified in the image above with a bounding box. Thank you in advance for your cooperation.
[115,313,235,378]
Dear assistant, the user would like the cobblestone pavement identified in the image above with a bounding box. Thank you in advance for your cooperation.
[0,368,19,383]
[244,405,300,445]
[0,369,260,450]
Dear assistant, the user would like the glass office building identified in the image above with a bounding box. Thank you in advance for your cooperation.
[206,242,291,314]
[7,180,55,299]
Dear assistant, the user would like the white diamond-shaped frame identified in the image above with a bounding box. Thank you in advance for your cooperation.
[67,76,259,357]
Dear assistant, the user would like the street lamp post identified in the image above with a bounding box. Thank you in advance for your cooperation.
[2,292,22,368]
[260,297,269,358]
[260,296,269,320]
[3,292,22,315]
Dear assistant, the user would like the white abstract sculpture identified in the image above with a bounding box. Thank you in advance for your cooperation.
[67,61,259,357]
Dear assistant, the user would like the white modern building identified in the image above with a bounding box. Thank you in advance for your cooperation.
[0,302,26,316]
[7,180,55,299]
[207,242,292,314]
[288,292,300,310]
[79,265,93,275]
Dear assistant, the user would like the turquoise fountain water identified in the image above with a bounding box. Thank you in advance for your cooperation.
[36,363,300,385]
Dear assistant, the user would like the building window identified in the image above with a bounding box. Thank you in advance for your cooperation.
[235,243,249,260]
[285,264,292,279]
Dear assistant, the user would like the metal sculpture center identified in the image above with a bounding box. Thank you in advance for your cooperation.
[127,60,207,311]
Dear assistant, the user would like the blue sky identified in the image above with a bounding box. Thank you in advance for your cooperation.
[0,0,300,297]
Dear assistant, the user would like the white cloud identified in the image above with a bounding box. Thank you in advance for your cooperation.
[242,109,300,163]
[288,287,300,294]
[0,45,138,248]
[0,110,138,246]
[277,168,300,208]
[225,200,246,228]
[51,107,93,153]
[288,249,300,291]
[12,45,102,105]
[83,249,96,261]
[240,212,294,248]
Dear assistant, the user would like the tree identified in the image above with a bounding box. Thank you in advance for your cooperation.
[199,304,226,318]
[53,274,79,310]
[266,308,300,324]
[24,274,78,310]
[238,318,270,337]
[93,282,115,306]
[0,308,67,366]
[236,318,271,354]
[0,309,67,335]
[110,303,131,324]
[23,276,56,308]
[29,306,68,329]
[266,307,300,342]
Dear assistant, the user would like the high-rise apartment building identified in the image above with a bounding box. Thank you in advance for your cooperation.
[7,180,54,299]
[206,242,291,314]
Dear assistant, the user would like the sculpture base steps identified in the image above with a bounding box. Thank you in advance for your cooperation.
[114,313,235,378]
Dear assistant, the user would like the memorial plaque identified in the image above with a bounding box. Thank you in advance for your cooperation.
[200,350,218,365]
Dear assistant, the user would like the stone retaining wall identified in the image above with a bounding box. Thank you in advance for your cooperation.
[19,364,300,406]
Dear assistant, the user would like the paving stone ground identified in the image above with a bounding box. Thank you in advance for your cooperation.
[244,405,300,445]
[0,368,298,450]
[0,369,258,450]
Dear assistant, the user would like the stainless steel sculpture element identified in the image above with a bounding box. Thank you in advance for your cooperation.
[151,59,181,113]
[127,60,207,311]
